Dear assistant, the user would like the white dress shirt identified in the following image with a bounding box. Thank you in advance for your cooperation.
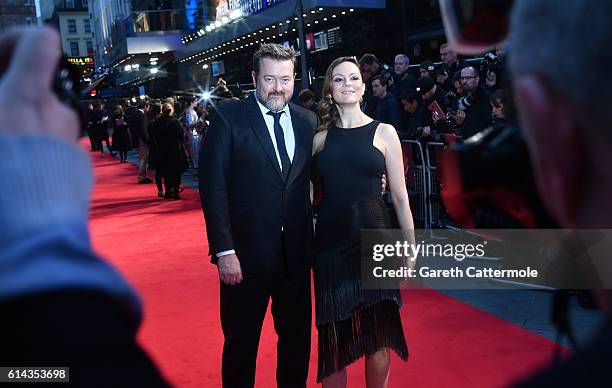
[255,96,295,166]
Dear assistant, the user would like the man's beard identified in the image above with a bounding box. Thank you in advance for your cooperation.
[257,88,289,112]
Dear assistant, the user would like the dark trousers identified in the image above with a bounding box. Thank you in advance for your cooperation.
[155,169,164,192]
[220,260,311,388]
[88,130,100,151]
[164,172,181,195]
[0,290,169,387]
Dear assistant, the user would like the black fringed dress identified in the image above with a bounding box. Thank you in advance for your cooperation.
[312,120,409,382]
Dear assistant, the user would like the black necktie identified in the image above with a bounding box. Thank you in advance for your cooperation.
[267,110,291,180]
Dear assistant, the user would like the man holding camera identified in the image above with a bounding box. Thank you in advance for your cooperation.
[437,43,463,91]
[453,65,492,139]
[506,0,612,385]
[0,26,168,386]
[412,76,451,139]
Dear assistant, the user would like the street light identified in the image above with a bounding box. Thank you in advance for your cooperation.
[150,68,158,74]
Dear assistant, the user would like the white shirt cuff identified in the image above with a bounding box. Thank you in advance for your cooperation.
[216,249,235,257]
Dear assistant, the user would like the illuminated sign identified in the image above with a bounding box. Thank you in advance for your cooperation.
[216,0,288,20]
[67,56,94,66]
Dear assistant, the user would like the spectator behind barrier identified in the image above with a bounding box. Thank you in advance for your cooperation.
[297,89,318,114]
[359,53,393,117]
[437,43,464,91]
[419,60,436,78]
[399,89,427,139]
[371,74,403,131]
[391,53,416,97]
[453,65,493,139]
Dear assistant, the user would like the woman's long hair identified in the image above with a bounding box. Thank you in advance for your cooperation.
[162,102,174,117]
[316,56,361,132]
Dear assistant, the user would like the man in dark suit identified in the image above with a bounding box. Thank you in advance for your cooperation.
[199,43,318,388]
[128,101,152,183]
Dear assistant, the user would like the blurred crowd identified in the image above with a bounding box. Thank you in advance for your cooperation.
[293,44,509,143]
[85,94,212,200]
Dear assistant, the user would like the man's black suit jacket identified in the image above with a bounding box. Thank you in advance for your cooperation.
[199,94,317,275]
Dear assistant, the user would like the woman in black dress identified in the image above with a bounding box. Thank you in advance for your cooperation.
[312,57,416,387]
[156,103,188,200]
[110,105,130,163]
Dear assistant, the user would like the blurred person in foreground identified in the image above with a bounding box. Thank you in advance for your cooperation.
[0,26,168,386]
[502,0,612,385]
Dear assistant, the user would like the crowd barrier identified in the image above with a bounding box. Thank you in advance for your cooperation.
[401,138,463,233]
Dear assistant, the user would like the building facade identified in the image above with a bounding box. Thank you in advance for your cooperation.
[57,0,93,57]
[0,0,37,30]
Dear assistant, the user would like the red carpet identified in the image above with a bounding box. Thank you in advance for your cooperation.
[86,145,561,387]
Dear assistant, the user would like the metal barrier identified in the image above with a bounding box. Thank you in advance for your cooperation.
[425,141,463,230]
[400,140,429,229]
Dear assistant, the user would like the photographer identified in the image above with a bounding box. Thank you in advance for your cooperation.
[399,89,426,139]
[359,53,393,117]
[437,43,464,92]
[390,53,417,97]
[440,0,612,384]
[453,65,493,139]
[409,76,453,140]
[372,74,403,131]
[419,59,436,78]
[0,26,167,386]
[504,0,612,385]
[480,50,506,92]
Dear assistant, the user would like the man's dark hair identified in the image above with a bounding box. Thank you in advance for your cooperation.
[399,89,418,103]
[252,43,296,75]
[371,74,389,88]
[137,100,150,110]
[420,60,434,71]
[298,89,316,104]
[358,53,380,67]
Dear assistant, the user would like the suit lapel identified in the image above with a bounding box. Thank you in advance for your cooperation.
[246,94,284,181]
[287,103,309,186]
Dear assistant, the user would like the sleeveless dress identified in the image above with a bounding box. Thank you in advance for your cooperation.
[312,120,409,381]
